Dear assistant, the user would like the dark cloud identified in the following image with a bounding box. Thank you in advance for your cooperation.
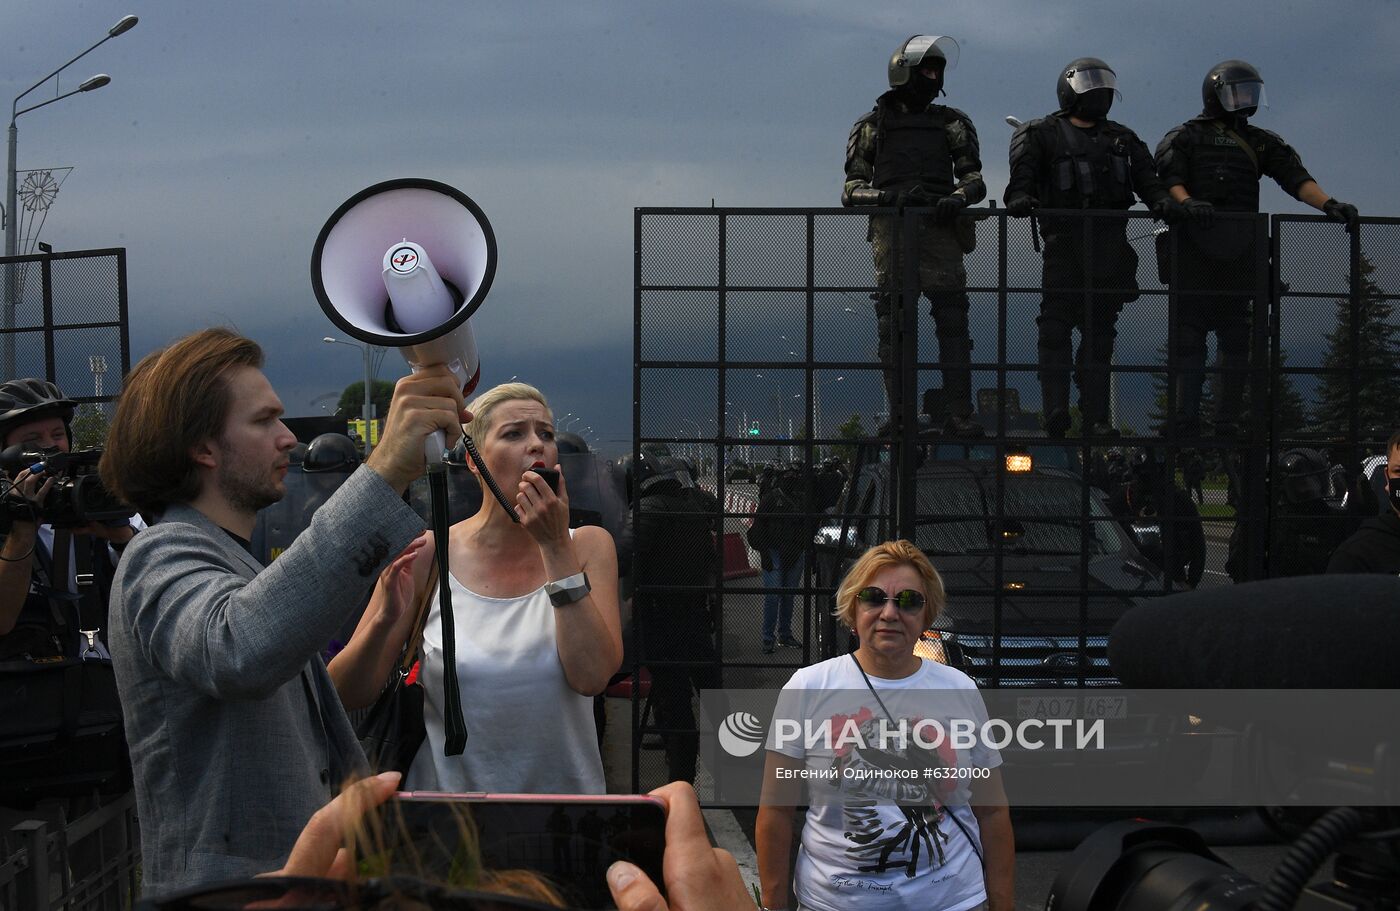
[3,1,1395,451]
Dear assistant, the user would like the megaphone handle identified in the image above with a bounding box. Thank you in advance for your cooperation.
[425,430,446,468]
[462,435,521,524]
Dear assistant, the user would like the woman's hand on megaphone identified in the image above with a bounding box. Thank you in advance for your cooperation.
[365,367,470,494]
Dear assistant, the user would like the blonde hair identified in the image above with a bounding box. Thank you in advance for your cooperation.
[342,777,567,907]
[833,539,944,631]
[464,382,551,445]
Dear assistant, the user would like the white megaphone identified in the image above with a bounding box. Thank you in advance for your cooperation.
[311,178,496,467]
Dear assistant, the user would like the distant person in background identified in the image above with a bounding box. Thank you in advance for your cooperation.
[747,466,811,654]
[1328,431,1400,574]
[1110,449,1205,588]
[1229,448,1352,581]
[1183,452,1206,505]
[632,452,721,784]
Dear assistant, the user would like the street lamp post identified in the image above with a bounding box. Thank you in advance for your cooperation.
[323,336,375,456]
[5,14,137,380]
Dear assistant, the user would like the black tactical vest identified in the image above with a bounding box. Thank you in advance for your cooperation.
[0,540,79,661]
[1044,118,1132,209]
[1184,122,1261,212]
[872,102,955,197]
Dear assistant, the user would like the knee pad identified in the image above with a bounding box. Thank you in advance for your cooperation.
[1174,325,1208,360]
[1036,316,1073,353]
[1217,326,1249,357]
[930,300,969,339]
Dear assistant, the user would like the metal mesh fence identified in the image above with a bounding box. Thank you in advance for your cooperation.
[631,207,1398,793]
[0,249,130,411]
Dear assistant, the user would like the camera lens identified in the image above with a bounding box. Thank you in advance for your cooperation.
[1048,821,1261,911]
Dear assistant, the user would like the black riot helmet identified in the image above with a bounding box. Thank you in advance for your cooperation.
[445,438,470,467]
[287,441,310,466]
[1276,447,1329,505]
[888,34,959,95]
[0,378,75,447]
[303,432,362,474]
[632,450,689,495]
[1202,59,1266,121]
[1056,57,1120,119]
[555,431,589,455]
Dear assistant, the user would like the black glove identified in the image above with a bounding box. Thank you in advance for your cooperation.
[896,184,938,212]
[933,194,968,223]
[1151,197,1184,225]
[1005,194,1038,218]
[1323,197,1360,232]
[1181,197,1215,228]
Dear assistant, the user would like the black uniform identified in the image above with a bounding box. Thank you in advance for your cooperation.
[1154,116,1314,431]
[1006,114,1169,433]
[1110,480,1205,588]
[633,482,722,784]
[1327,512,1400,575]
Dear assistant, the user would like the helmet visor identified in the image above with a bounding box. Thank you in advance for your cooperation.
[903,35,959,71]
[1217,80,1267,112]
[1066,65,1117,95]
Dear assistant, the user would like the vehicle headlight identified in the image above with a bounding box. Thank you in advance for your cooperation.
[815,524,857,546]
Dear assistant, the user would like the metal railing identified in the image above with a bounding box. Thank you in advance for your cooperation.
[1,791,139,911]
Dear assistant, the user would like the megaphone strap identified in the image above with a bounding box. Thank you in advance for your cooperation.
[431,471,469,756]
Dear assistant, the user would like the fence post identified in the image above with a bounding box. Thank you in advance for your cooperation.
[14,820,49,911]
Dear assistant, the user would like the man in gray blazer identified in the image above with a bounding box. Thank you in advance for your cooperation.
[98,328,467,897]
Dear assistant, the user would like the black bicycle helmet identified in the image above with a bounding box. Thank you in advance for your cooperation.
[0,378,76,444]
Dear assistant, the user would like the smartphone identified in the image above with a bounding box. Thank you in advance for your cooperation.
[387,792,666,908]
[533,467,561,494]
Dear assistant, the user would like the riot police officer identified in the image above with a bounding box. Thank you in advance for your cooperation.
[1109,448,1205,587]
[1005,58,1174,438]
[631,453,721,783]
[1328,431,1400,574]
[1156,60,1358,438]
[1228,447,1354,580]
[843,35,986,436]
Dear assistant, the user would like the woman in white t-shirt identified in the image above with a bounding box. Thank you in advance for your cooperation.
[755,540,1014,911]
[334,382,621,793]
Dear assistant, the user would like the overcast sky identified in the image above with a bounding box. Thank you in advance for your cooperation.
[5,1,1397,453]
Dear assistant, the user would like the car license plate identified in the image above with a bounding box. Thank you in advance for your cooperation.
[1016,695,1127,720]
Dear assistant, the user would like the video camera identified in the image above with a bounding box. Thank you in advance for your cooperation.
[0,446,136,530]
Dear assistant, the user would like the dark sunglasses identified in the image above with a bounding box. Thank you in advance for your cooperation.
[136,875,569,911]
[856,586,926,613]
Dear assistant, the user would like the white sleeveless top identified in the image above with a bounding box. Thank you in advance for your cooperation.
[405,540,607,794]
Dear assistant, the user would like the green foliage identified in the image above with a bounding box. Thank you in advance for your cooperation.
[1312,256,1400,435]
[70,404,111,450]
[834,413,866,465]
[337,379,396,419]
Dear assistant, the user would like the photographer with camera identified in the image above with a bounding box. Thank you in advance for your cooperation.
[0,378,142,661]
[98,328,468,897]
